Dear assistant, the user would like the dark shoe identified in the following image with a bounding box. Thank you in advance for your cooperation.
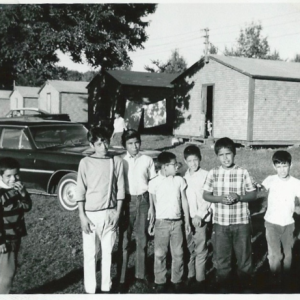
[173,282,184,293]
[135,277,148,285]
[186,276,196,287]
[117,283,127,294]
[195,280,206,293]
[152,283,166,293]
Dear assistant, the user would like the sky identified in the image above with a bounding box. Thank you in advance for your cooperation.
[53,1,300,73]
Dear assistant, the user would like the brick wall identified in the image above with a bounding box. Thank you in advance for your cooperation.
[61,93,88,122]
[253,80,300,141]
[174,59,250,140]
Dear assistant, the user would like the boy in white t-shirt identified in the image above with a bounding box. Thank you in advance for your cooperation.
[148,151,191,293]
[261,150,300,288]
[183,145,211,292]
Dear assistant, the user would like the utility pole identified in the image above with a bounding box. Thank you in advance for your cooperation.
[201,28,210,63]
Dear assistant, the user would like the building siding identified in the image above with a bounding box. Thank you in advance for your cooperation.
[39,84,60,113]
[253,79,300,141]
[174,59,250,140]
[61,93,88,123]
[24,97,38,108]
[0,100,10,117]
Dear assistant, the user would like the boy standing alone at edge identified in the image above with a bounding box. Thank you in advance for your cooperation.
[76,127,125,293]
[118,129,156,292]
[203,137,257,293]
[0,157,32,293]
[261,150,300,291]
[148,151,191,293]
[183,145,211,292]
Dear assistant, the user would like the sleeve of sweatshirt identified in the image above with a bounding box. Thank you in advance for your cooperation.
[76,159,87,202]
[0,192,5,245]
[114,156,125,200]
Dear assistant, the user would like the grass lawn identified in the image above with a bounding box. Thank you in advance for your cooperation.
[11,135,300,294]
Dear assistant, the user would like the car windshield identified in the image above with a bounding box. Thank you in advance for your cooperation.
[30,124,89,149]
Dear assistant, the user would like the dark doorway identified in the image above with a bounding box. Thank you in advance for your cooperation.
[205,85,213,138]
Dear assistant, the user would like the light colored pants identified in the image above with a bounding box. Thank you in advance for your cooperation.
[154,219,184,284]
[265,221,295,275]
[83,210,117,293]
[186,223,208,282]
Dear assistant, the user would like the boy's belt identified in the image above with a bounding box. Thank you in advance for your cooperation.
[160,218,181,222]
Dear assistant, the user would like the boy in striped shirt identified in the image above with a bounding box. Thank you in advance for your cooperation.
[203,137,257,293]
[0,157,32,293]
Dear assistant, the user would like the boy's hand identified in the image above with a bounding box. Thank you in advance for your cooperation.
[107,210,120,231]
[192,216,202,228]
[13,181,26,197]
[148,223,155,236]
[185,220,191,235]
[147,207,155,224]
[0,243,7,254]
[79,213,95,234]
[221,196,235,205]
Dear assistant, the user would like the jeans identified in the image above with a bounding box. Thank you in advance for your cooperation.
[213,223,252,286]
[265,221,295,275]
[83,210,116,293]
[154,219,184,284]
[186,223,208,282]
[118,193,149,283]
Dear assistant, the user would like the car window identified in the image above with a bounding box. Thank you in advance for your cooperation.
[30,125,89,149]
[0,128,24,149]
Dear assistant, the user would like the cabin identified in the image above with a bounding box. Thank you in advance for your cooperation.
[172,55,300,146]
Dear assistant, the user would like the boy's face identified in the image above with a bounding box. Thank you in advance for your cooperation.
[0,168,20,187]
[218,147,235,169]
[163,158,178,176]
[185,155,200,173]
[91,138,109,156]
[273,162,290,179]
[115,113,120,119]
[125,137,141,157]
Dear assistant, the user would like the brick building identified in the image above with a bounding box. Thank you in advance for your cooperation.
[38,80,89,123]
[10,86,40,109]
[172,55,300,146]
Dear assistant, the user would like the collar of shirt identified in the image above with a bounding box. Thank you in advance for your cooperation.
[125,152,142,160]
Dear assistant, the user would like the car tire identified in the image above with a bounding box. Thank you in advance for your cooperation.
[57,173,78,211]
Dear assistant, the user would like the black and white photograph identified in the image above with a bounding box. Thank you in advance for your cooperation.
[0,0,300,296]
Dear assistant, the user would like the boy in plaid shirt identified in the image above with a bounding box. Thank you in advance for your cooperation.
[203,137,257,293]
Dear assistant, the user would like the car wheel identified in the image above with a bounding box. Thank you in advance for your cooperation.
[57,173,78,211]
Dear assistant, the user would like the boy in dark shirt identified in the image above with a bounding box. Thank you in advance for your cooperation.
[0,157,32,293]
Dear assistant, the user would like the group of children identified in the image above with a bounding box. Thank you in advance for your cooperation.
[0,126,299,294]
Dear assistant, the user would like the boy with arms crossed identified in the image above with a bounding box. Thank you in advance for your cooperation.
[148,151,191,293]
[118,129,156,292]
[0,157,32,293]
[183,145,211,292]
[203,137,257,293]
[76,127,125,293]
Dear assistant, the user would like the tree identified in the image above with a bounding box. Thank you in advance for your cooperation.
[292,54,300,62]
[144,49,187,73]
[0,4,157,88]
[224,22,270,59]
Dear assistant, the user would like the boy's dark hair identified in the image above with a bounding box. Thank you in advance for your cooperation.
[87,126,112,144]
[272,150,292,165]
[157,151,176,166]
[214,137,236,155]
[0,157,20,175]
[184,145,201,160]
[121,129,141,148]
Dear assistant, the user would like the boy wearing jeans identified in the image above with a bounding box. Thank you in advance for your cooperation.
[148,152,191,292]
[183,145,211,291]
[76,127,125,293]
[261,151,300,288]
[118,129,156,291]
[203,137,257,293]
